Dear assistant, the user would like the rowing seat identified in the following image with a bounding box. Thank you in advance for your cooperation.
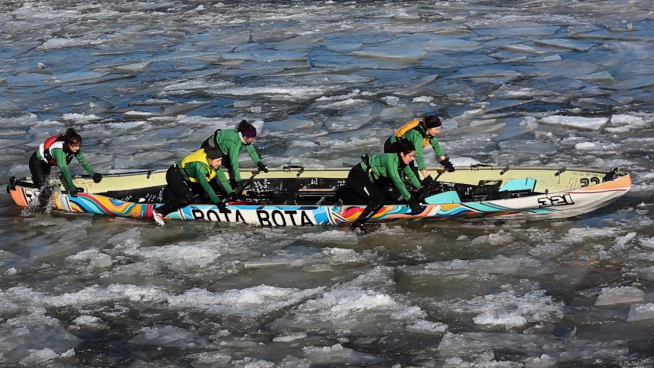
[296,186,338,205]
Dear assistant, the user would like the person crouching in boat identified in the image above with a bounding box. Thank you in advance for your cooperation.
[347,139,428,233]
[29,128,102,211]
[384,115,455,186]
[153,147,236,226]
[200,120,269,188]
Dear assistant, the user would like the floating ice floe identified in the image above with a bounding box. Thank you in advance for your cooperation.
[539,115,608,130]
[595,286,644,306]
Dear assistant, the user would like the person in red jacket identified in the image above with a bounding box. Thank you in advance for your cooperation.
[29,128,101,210]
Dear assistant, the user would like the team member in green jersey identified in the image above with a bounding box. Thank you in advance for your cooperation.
[153,147,236,226]
[201,120,269,187]
[384,115,455,186]
[347,139,428,233]
[29,128,102,210]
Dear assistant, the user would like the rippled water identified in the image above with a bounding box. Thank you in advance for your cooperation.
[1,0,654,367]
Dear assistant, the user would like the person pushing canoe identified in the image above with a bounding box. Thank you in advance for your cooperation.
[153,147,236,226]
[347,139,429,233]
[384,115,455,186]
[29,128,102,211]
[201,120,269,188]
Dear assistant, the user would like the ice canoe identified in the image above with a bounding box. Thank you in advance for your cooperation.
[6,165,631,227]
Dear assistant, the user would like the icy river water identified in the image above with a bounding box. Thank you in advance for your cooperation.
[1,0,654,367]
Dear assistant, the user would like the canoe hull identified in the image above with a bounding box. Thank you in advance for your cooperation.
[7,173,631,226]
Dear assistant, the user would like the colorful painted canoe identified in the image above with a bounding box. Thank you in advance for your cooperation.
[6,165,631,226]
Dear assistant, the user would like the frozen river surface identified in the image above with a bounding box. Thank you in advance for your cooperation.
[1,0,654,367]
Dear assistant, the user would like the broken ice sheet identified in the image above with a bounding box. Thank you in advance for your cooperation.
[595,286,644,306]
[325,106,375,132]
[438,332,627,360]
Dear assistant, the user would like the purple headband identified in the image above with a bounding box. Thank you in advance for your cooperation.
[241,130,257,138]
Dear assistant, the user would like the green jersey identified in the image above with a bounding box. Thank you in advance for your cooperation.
[176,158,233,204]
[209,129,261,181]
[390,126,445,170]
[362,153,421,201]
[36,146,95,191]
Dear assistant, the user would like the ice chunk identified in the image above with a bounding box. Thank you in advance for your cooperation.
[576,71,613,81]
[438,332,627,359]
[72,315,104,328]
[425,255,521,276]
[109,61,151,74]
[575,142,597,150]
[325,106,374,132]
[274,35,323,49]
[382,96,400,106]
[613,75,654,91]
[303,343,383,365]
[30,240,79,261]
[628,303,654,322]
[107,228,141,249]
[637,266,654,282]
[46,284,168,307]
[39,38,97,49]
[265,117,315,131]
[539,115,608,130]
[186,352,232,367]
[53,71,109,84]
[273,333,307,342]
[536,60,598,77]
[351,47,427,61]
[424,37,482,52]
[595,286,644,306]
[0,313,80,363]
[0,139,23,149]
[230,357,275,368]
[129,325,198,347]
[19,348,59,365]
[524,354,556,368]
[435,289,564,330]
[534,39,595,52]
[405,320,448,335]
[475,25,560,37]
[162,101,209,116]
[278,356,311,368]
[500,44,549,54]
[221,50,307,63]
[67,249,113,269]
[167,286,324,318]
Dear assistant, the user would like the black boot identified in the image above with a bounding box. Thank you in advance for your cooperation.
[350,203,382,233]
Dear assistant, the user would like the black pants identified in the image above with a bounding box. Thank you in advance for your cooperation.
[347,164,386,226]
[156,165,204,216]
[29,152,54,211]
[29,152,51,188]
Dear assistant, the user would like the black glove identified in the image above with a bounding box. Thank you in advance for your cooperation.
[92,173,103,183]
[217,201,231,214]
[407,197,422,215]
[417,185,431,200]
[440,158,455,172]
[257,161,269,173]
[422,175,435,187]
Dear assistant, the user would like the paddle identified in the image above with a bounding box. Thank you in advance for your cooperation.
[218,170,259,213]
[236,170,260,197]
[432,168,446,182]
